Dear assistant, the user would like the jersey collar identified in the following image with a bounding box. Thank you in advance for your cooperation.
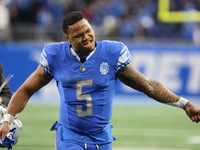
[70,47,96,63]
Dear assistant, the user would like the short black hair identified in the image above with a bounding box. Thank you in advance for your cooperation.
[62,11,88,35]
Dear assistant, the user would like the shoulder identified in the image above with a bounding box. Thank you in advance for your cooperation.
[98,40,128,53]
[99,40,126,47]
[43,42,70,56]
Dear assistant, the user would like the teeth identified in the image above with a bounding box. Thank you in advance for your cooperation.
[84,41,90,45]
[83,40,92,45]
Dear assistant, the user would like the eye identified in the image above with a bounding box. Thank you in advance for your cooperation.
[74,35,80,38]
[86,29,90,33]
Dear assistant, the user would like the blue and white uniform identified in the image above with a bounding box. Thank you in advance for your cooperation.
[39,40,131,149]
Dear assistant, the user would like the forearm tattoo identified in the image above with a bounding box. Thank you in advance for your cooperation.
[118,64,180,104]
[146,80,180,103]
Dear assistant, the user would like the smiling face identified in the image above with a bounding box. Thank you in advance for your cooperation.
[65,18,95,56]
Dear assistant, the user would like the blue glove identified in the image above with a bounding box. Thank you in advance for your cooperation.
[0,128,16,149]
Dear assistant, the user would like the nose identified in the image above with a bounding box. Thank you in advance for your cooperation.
[83,34,89,42]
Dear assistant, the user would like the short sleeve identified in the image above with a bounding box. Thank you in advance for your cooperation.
[39,47,53,78]
[116,44,131,74]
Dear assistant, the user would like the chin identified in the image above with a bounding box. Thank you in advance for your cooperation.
[84,42,95,50]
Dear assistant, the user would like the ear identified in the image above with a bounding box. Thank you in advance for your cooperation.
[65,34,71,43]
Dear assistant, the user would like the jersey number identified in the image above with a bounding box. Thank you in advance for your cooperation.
[76,79,93,117]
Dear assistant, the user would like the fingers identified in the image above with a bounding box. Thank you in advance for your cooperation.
[0,129,4,141]
[191,114,200,123]
[0,131,6,141]
[0,122,10,141]
[186,103,200,123]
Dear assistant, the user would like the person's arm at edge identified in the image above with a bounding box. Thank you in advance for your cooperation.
[117,63,200,123]
[0,64,12,106]
[0,65,52,141]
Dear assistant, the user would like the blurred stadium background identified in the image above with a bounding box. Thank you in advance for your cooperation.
[0,0,200,150]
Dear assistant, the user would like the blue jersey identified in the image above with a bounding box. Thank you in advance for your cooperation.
[40,40,131,144]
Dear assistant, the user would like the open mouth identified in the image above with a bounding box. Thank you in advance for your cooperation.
[83,39,93,45]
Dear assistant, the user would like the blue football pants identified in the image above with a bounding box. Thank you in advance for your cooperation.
[55,126,112,150]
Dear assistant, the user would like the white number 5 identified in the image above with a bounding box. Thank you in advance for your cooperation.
[76,79,93,117]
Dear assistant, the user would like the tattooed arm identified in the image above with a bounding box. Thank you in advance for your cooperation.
[117,63,200,123]
[117,63,180,103]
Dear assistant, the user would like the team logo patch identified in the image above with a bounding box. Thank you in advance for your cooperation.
[100,62,109,75]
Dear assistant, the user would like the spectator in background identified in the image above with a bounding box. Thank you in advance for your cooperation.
[180,0,200,45]
[4,0,200,42]
[119,13,135,38]
[0,0,11,41]
[9,0,40,23]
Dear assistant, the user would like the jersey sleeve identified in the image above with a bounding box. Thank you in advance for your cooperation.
[39,46,53,78]
[116,43,131,74]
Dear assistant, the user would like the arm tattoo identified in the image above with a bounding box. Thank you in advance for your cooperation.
[146,80,180,103]
[118,64,180,104]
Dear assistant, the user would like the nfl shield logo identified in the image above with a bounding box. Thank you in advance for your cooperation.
[80,65,86,72]
[100,62,109,75]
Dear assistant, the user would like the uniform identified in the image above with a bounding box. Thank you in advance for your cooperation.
[40,40,131,150]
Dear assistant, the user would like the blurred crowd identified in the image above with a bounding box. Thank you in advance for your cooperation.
[0,0,200,44]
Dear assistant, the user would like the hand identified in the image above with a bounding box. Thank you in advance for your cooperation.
[0,121,10,141]
[184,102,200,123]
